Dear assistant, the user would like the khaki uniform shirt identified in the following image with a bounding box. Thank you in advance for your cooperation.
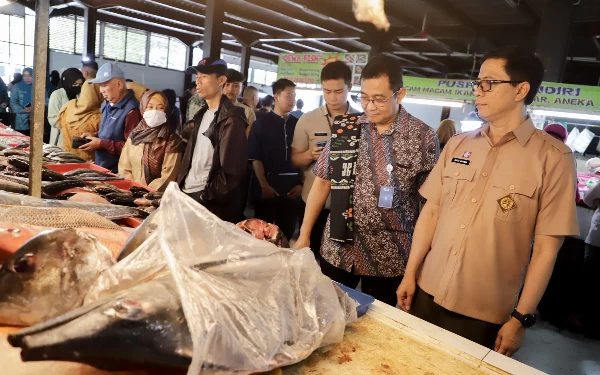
[292,104,360,208]
[418,118,579,324]
[118,138,183,192]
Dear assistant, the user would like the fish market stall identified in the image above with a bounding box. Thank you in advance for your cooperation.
[0,184,547,375]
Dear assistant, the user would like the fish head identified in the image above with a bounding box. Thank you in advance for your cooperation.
[0,228,116,326]
[9,277,193,371]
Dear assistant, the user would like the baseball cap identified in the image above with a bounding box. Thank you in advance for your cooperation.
[186,57,228,76]
[88,62,125,84]
[544,123,568,143]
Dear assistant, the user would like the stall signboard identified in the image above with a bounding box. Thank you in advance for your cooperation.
[278,53,600,113]
[278,52,369,86]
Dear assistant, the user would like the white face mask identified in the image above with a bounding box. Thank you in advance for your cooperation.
[143,110,167,128]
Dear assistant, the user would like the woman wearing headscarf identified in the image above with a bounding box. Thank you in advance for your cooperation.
[436,118,457,150]
[10,68,34,135]
[56,80,103,161]
[118,90,184,191]
[48,68,85,146]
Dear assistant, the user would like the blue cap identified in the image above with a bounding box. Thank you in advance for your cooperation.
[88,63,126,84]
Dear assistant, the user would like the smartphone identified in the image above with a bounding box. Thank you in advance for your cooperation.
[316,141,327,148]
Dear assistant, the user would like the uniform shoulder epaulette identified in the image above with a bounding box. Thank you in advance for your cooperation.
[539,130,572,154]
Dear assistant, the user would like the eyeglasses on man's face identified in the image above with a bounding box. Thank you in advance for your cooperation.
[470,80,524,93]
[359,90,400,108]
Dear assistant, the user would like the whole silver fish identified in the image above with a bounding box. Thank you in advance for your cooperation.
[0,191,146,220]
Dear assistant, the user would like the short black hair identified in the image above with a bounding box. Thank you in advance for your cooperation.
[321,61,352,86]
[360,54,404,91]
[262,95,275,107]
[480,46,544,105]
[296,99,304,109]
[272,79,296,95]
[226,68,245,83]
[125,79,133,83]
[82,61,99,71]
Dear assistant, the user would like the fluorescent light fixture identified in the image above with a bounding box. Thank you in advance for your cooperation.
[461,121,483,132]
[403,98,464,108]
[398,37,429,42]
[532,109,600,122]
[460,111,483,132]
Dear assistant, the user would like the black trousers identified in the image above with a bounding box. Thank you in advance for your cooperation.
[320,258,402,307]
[255,196,303,242]
[410,285,502,349]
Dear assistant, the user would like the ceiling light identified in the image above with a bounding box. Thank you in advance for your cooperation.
[403,98,464,108]
[532,109,600,122]
[398,37,429,42]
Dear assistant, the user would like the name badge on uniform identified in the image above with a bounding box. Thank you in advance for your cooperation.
[451,157,471,166]
[314,132,328,137]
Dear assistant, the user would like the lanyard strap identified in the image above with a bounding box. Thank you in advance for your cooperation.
[325,102,350,130]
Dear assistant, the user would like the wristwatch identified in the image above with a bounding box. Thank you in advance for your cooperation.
[511,309,536,328]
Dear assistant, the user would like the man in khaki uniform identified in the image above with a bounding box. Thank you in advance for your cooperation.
[291,61,359,258]
[224,69,256,136]
[397,46,579,355]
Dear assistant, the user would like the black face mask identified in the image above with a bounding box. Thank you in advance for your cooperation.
[66,86,81,100]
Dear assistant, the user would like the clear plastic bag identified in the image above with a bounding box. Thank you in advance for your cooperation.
[86,182,356,374]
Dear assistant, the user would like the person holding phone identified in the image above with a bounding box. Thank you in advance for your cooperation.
[291,61,360,260]
[249,79,303,241]
[9,68,37,136]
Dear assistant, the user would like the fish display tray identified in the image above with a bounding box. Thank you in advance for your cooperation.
[45,163,110,174]
[104,179,157,192]
[334,282,375,318]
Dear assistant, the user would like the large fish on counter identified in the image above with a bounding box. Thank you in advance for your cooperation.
[0,205,124,230]
[0,229,116,326]
[0,191,147,220]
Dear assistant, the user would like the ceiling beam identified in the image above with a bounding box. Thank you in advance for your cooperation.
[420,0,496,50]
[510,0,541,25]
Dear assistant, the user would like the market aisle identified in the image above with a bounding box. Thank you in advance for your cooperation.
[514,321,600,375]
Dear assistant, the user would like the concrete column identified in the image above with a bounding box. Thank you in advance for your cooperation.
[184,44,195,92]
[82,7,98,61]
[535,0,576,82]
[240,44,251,80]
[364,30,396,60]
[203,0,225,59]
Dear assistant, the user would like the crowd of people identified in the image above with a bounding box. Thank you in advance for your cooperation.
[0,45,593,355]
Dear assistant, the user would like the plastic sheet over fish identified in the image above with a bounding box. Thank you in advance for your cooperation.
[83,182,357,374]
[0,191,146,220]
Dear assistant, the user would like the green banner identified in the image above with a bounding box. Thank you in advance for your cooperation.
[278,52,369,86]
[278,52,600,113]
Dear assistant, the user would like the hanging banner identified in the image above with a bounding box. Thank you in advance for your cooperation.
[278,53,600,113]
[277,52,368,86]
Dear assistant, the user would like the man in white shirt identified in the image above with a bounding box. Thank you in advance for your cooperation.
[291,61,359,259]
[177,57,249,223]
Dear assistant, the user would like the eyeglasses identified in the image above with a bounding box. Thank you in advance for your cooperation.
[471,80,524,92]
[359,90,400,108]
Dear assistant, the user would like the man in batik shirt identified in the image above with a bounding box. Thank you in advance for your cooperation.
[295,54,439,306]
